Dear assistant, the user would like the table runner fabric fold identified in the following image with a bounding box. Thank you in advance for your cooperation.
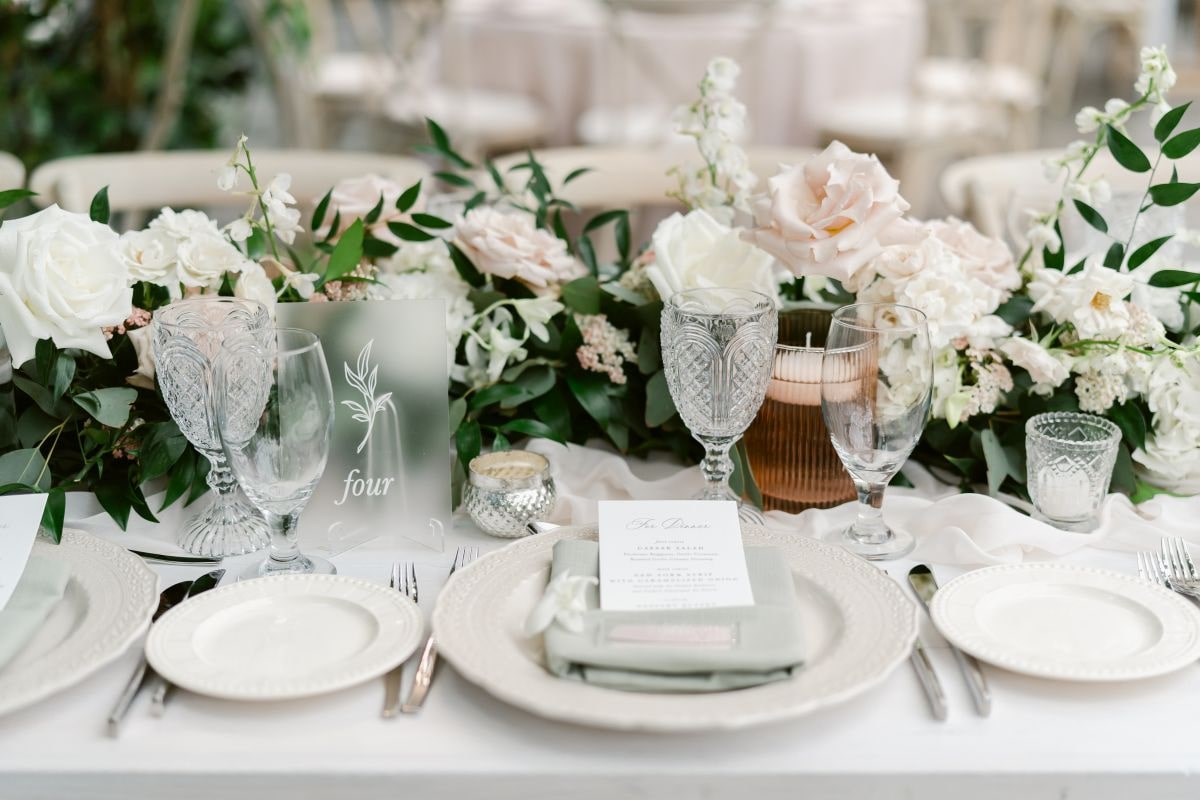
[541,540,805,693]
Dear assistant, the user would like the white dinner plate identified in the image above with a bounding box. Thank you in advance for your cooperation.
[145,574,423,701]
[431,524,919,732]
[0,529,159,717]
[931,563,1200,682]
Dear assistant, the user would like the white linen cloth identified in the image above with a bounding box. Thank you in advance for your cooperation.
[438,0,924,146]
[524,439,1200,567]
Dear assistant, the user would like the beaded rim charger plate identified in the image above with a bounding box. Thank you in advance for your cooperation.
[432,524,919,732]
[931,563,1200,682]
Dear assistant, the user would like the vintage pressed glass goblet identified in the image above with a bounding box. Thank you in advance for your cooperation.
[152,297,272,557]
[821,303,932,560]
[661,288,778,524]
[216,328,337,579]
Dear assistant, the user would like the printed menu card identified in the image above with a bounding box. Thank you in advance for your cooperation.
[597,500,754,612]
[0,493,48,613]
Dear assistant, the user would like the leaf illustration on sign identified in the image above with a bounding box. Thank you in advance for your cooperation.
[341,340,393,454]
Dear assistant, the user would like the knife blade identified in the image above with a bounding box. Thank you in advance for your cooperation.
[148,568,226,717]
[908,564,992,717]
[107,578,193,737]
[910,636,947,721]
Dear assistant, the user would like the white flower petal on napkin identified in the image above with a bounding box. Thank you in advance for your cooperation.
[524,570,599,636]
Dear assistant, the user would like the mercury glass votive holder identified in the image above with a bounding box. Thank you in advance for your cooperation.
[464,451,557,538]
[1026,412,1121,532]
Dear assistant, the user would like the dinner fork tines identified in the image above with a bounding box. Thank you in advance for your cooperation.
[382,561,418,718]
[1139,543,1200,601]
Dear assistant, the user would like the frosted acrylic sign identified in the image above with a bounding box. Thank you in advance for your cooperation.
[277,299,451,553]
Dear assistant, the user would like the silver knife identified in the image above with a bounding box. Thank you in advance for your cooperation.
[910,636,947,721]
[148,568,226,716]
[908,564,992,716]
[107,578,193,737]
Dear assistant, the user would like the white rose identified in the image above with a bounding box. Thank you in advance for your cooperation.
[647,209,779,304]
[455,207,586,294]
[926,217,1021,294]
[1133,356,1200,493]
[177,233,252,290]
[125,324,156,390]
[118,228,178,285]
[0,205,132,366]
[743,141,909,284]
[233,262,277,312]
[999,336,1070,393]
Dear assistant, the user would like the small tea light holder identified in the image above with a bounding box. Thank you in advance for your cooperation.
[1026,412,1121,532]
[464,451,557,538]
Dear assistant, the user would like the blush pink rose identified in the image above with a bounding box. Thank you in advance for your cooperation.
[323,174,417,245]
[455,207,585,294]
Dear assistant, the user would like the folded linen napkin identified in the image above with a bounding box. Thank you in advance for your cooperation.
[0,556,71,671]
[538,539,805,693]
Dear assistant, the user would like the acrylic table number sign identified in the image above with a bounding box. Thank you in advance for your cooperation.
[277,300,452,554]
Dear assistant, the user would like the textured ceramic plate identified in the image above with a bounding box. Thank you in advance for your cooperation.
[432,524,918,732]
[146,574,422,701]
[0,529,159,717]
[931,563,1200,682]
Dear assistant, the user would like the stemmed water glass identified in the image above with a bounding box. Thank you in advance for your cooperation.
[215,328,337,580]
[821,303,931,560]
[152,297,272,557]
[661,288,778,524]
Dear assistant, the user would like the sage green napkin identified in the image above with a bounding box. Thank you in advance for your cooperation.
[541,540,805,693]
[0,556,71,671]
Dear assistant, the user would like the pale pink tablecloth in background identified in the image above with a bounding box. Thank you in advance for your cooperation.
[438,0,926,146]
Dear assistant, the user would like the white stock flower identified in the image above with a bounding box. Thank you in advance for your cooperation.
[1135,45,1176,103]
[511,297,563,342]
[744,141,909,284]
[0,205,132,365]
[455,207,585,294]
[523,571,598,636]
[1027,222,1061,254]
[647,209,779,304]
[227,217,252,243]
[456,307,528,388]
[217,164,238,193]
[233,262,277,312]
[1066,177,1113,207]
[999,336,1070,394]
[704,56,740,95]
[118,228,177,284]
[262,174,303,245]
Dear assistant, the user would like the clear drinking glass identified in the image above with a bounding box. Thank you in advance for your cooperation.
[661,288,778,524]
[152,297,272,557]
[215,328,337,579]
[821,303,932,560]
[1025,412,1121,532]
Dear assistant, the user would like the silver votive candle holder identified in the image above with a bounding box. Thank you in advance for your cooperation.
[464,451,557,538]
[1026,412,1121,532]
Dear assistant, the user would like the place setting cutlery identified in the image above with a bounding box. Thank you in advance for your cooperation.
[107,568,225,737]
[383,546,480,718]
[908,565,991,717]
[1138,538,1200,601]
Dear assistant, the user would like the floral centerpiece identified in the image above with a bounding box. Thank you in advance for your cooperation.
[2,51,1197,541]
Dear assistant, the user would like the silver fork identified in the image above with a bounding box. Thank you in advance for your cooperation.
[382,561,418,718]
[1137,550,1170,589]
[402,545,479,714]
[1160,538,1200,597]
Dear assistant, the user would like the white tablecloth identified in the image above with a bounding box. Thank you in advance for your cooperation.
[2,441,1200,799]
[438,0,925,146]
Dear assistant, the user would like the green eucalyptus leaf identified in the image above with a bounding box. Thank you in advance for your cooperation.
[1073,200,1107,234]
[1105,125,1152,172]
[1103,241,1125,269]
[447,397,467,438]
[1148,269,1200,287]
[1148,182,1200,206]
[397,180,422,212]
[1155,101,1190,143]
[980,429,1009,495]
[363,193,385,225]
[0,449,50,490]
[72,387,136,428]
[89,186,110,224]
[12,374,67,417]
[386,221,437,242]
[455,419,482,465]
[615,213,631,264]
[323,218,365,282]
[410,212,453,229]
[583,209,628,234]
[1128,235,1173,269]
[0,188,35,210]
[1162,126,1200,159]
[500,418,565,444]
[1107,401,1147,451]
[577,235,598,276]
[566,373,611,428]
[138,422,188,482]
[433,171,474,188]
[563,167,593,185]
[490,430,511,452]
[644,370,677,427]
[362,237,399,259]
[464,191,487,212]
[41,488,65,543]
[160,448,197,511]
[562,276,601,314]
[311,188,333,232]
[448,242,485,287]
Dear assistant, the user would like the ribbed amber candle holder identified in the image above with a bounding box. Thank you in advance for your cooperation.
[743,308,856,512]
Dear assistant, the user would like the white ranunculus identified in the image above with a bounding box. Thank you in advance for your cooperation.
[1133,355,1200,493]
[999,336,1070,394]
[118,227,177,285]
[926,217,1021,294]
[233,261,277,312]
[176,233,252,290]
[0,205,132,366]
[647,209,779,304]
[125,324,156,390]
[455,207,585,294]
[1030,264,1134,340]
[743,141,909,284]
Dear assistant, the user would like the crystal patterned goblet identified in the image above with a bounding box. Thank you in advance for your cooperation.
[216,328,336,579]
[152,297,272,557]
[821,303,931,560]
[661,288,777,523]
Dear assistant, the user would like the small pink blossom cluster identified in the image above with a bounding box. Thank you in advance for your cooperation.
[102,308,153,340]
[315,264,374,301]
[576,314,636,385]
[963,349,1013,418]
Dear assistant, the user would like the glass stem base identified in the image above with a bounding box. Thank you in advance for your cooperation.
[178,460,270,557]
[826,478,914,561]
